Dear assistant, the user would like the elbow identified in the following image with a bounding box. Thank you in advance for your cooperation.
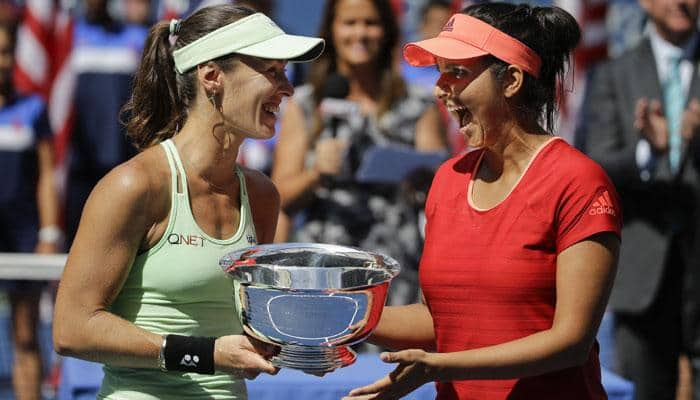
[561,338,596,369]
[52,312,89,357]
[53,325,76,357]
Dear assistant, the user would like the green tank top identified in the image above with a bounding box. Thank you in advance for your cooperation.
[98,139,257,400]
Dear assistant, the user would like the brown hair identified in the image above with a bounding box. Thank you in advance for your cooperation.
[121,5,256,150]
[308,0,406,119]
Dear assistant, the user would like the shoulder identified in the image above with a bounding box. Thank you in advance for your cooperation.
[536,139,620,208]
[90,146,169,215]
[545,139,611,183]
[604,39,651,71]
[239,166,279,203]
[435,149,481,179]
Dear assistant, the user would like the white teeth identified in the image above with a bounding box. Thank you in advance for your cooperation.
[263,104,280,113]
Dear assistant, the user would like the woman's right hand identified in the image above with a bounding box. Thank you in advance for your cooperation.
[314,138,346,176]
[214,335,279,379]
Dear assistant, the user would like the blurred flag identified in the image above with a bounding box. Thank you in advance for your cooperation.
[554,0,608,142]
[157,0,190,20]
[14,0,75,167]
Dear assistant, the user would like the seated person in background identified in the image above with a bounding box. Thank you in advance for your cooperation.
[271,0,446,305]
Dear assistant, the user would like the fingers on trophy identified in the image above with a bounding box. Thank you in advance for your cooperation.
[220,243,400,375]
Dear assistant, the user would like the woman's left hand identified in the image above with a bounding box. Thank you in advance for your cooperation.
[342,349,436,400]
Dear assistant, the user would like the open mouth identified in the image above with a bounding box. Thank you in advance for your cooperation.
[262,103,280,117]
[446,104,471,128]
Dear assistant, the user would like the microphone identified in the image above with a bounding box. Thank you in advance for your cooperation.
[319,74,351,138]
[316,74,351,189]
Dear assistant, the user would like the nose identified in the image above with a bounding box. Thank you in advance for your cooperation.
[353,21,373,38]
[278,72,294,97]
[434,74,450,101]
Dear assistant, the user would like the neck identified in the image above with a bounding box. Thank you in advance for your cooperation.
[174,111,243,191]
[657,26,694,48]
[481,126,551,182]
[337,62,381,100]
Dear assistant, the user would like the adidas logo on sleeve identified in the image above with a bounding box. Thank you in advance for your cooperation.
[589,190,616,216]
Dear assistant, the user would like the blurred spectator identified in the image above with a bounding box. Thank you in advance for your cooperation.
[580,0,700,399]
[122,0,154,26]
[400,0,464,154]
[0,19,60,400]
[64,0,147,244]
[272,0,446,305]
[401,0,453,91]
[606,0,646,58]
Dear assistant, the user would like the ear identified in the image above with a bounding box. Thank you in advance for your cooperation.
[503,65,525,99]
[196,61,223,97]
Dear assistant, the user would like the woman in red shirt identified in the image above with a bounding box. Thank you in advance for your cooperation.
[344,3,621,400]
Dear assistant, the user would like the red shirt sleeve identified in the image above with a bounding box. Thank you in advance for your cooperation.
[556,165,622,253]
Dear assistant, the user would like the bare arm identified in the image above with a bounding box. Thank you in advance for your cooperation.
[244,167,281,244]
[35,138,60,253]
[425,233,619,380]
[368,302,435,351]
[414,104,447,152]
[53,161,162,368]
[54,159,277,375]
[271,99,322,208]
[346,233,619,398]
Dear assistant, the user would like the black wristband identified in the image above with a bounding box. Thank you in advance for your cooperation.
[163,334,216,374]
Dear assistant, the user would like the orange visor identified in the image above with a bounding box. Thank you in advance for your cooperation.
[403,14,542,78]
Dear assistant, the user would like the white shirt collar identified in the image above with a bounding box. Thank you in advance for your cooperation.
[648,24,698,86]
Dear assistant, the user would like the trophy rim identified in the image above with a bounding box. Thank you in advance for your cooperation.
[219,242,401,290]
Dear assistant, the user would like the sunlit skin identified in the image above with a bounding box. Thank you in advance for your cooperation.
[332,0,384,74]
[218,57,293,140]
[434,57,510,150]
[434,56,551,209]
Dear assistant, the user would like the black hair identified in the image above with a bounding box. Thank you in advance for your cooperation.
[463,3,581,131]
[122,5,256,150]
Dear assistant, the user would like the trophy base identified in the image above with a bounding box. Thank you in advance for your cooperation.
[271,344,357,374]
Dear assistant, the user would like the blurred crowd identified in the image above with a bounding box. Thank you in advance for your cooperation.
[1,0,699,399]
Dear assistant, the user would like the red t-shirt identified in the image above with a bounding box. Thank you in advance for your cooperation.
[419,138,621,400]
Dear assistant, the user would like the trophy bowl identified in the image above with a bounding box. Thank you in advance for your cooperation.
[219,243,400,374]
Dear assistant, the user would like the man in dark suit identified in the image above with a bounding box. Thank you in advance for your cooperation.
[580,1,700,399]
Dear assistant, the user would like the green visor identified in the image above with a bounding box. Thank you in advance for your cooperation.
[173,13,325,74]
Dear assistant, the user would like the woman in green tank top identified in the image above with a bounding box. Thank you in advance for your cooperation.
[52,5,324,399]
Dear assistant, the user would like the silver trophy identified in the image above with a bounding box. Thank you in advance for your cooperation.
[219,243,400,374]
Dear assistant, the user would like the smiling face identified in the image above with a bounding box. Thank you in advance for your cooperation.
[640,0,700,45]
[435,57,506,149]
[331,0,384,70]
[219,56,293,139]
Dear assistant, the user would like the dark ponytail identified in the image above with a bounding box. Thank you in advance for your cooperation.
[462,3,581,131]
[122,5,256,150]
